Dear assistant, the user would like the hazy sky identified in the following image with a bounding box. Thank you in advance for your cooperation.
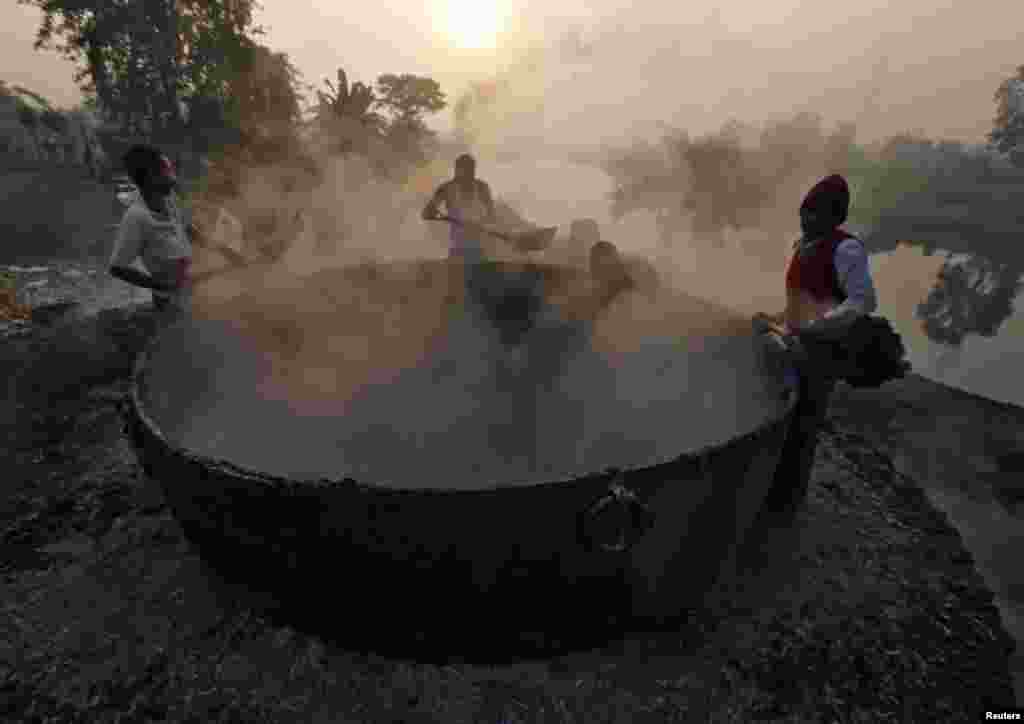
[2,0,1021,145]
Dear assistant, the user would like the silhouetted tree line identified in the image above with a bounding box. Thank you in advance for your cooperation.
[601,113,857,248]
[23,0,446,174]
[990,65,1024,167]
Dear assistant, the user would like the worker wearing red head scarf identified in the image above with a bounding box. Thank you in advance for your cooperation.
[758,174,879,518]
[784,174,877,333]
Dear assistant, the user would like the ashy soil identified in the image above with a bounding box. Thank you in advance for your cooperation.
[0,285,1018,723]
[829,375,1024,702]
[0,168,119,265]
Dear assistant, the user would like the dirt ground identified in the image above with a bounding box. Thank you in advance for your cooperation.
[830,376,1024,702]
[0,168,119,265]
[0,282,1018,722]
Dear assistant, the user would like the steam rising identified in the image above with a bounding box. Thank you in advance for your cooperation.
[158,122,800,486]
[169,60,878,488]
[145,265,788,487]
[155,5,1020,485]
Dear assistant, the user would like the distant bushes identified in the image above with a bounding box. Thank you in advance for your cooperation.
[843,144,932,230]
[846,133,1024,231]
[603,114,864,242]
[603,114,1018,243]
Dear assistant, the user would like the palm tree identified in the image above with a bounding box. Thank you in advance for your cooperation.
[315,68,381,155]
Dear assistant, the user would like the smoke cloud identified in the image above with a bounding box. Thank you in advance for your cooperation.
[146,0,1024,482]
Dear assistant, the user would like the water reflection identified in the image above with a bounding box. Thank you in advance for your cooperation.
[862,175,1024,405]
[915,256,1023,346]
[866,243,1024,407]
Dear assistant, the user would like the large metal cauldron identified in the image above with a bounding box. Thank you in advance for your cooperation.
[125,258,797,653]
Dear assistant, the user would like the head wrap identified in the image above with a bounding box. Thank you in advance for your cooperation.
[122,145,164,189]
[800,174,850,225]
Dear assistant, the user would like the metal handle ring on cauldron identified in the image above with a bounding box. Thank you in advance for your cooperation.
[578,475,656,554]
[118,398,136,439]
[118,398,142,448]
[758,330,801,406]
[118,398,157,478]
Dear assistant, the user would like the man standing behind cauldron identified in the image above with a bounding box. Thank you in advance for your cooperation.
[421,153,506,321]
[755,174,879,517]
[109,145,193,323]
[421,153,497,264]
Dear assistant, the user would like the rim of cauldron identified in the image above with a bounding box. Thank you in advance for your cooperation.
[129,310,797,495]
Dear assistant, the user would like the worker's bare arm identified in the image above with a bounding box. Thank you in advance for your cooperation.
[753,312,791,335]
[109,265,180,293]
[478,181,497,223]
[186,222,211,248]
[422,184,448,220]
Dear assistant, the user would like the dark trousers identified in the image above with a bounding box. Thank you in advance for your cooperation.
[469,264,545,345]
[151,295,188,330]
[763,370,836,513]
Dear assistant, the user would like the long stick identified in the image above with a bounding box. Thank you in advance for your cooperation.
[189,223,289,286]
[433,215,556,251]
[189,232,280,287]
[189,256,278,286]
[434,215,517,244]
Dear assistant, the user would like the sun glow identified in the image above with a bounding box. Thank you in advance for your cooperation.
[444,0,502,50]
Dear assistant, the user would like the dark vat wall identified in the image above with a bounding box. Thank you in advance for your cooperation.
[129,349,793,637]
[626,418,791,619]
[127,260,797,644]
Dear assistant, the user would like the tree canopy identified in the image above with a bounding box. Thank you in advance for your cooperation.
[313,68,381,156]
[917,256,1023,346]
[374,74,446,128]
[603,114,860,246]
[17,0,275,139]
[990,64,1024,164]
